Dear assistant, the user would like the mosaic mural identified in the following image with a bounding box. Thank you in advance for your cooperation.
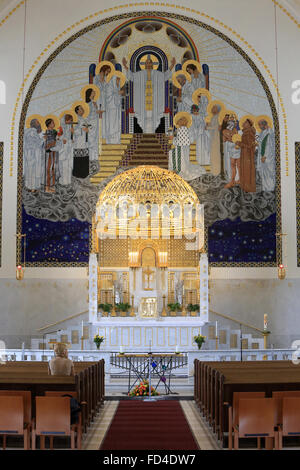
[17,12,281,267]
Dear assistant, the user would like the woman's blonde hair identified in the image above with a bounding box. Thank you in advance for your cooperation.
[54,342,67,358]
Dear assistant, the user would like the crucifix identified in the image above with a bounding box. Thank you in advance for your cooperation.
[143,265,154,291]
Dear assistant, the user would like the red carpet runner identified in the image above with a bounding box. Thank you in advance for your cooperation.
[100,400,199,450]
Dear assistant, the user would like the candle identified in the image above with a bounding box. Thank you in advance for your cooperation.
[81,321,84,337]
[264,314,268,331]
[215,321,218,337]
[175,345,179,353]
[120,346,124,354]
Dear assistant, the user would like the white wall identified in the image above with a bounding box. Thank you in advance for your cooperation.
[0,0,299,347]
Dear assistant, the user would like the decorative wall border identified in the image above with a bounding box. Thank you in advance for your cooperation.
[272,0,300,28]
[16,10,282,267]
[0,0,24,29]
[0,143,3,267]
[295,142,300,266]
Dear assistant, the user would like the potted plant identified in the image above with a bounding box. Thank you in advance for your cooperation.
[98,303,112,316]
[167,303,182,315]
[115,302,131,315]
[187,303,200,316]
[194,334,206,350]
[93,334,105,350]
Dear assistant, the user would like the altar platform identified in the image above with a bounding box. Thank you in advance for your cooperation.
[91,317,205,353]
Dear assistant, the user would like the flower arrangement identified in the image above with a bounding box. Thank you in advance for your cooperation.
[129,380,159,397]
[194,334,206,349]
[93,334,105,349]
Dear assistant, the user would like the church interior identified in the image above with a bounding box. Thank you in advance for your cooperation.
[0,0,300,453]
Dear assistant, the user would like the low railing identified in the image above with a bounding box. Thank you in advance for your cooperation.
[0,348,296,367]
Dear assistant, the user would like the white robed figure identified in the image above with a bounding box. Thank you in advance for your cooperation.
[223,119,239,183]
[85,87,102,160]
[206,104,222,176]
[122,55,176,133]
[256,119,275,192]
[99,75,121,144]
[23,119,44,191]
[192,92,210,166]
[175,73,193,113]
[72,105,90,179]
[185,62,206,91]
[169,112,205,180]
[59,114,74,186]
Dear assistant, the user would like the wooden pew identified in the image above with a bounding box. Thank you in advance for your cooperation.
[0,359,105,439]
[194,359,300,447]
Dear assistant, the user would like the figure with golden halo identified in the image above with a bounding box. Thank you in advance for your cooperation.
[44,117,62,193]
[23,118,44,192]
[84,87,103,161]
[169,112,192,178]
[58,113,75,186]
[206,103,222,176]
[73,104,90,179]
[237,118,257,193]
[95,63,122,144]
[122,54,176,133]
[175,73,193,113]
[185,61,206,91]
[256,117,275,192]
[222,114,239,186]
[190,89,210,166]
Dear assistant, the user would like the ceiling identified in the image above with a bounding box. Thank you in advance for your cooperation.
[0,1,299,20]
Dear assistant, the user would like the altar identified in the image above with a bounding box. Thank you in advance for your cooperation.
[88,166,209,352]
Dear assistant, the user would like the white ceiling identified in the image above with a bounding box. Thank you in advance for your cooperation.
[0,1,299,21]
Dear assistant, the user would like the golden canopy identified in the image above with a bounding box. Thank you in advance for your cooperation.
[96,165,199,207]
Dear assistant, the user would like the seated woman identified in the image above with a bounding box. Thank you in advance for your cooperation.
[48,343,74,376]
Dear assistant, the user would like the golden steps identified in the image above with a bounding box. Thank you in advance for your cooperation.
[101,160,122,166]
[100,150,125,156]
[103,144,128,150]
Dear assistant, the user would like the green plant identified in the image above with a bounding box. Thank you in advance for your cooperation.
[167,302,182,312]
[115,302,131,312]
[194,334,206,348]
[98,303,113,313]
[93,335,105,348]
[187,304,200,312]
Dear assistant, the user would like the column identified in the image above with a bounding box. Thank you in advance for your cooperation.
[89,253,98,322]
[199,253,209,321]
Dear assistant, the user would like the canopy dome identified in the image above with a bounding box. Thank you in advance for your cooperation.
[97,165,199,206]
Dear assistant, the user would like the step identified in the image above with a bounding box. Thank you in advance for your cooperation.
[102,144,128,150]
[100,160,121,167]
[100,150,125,156]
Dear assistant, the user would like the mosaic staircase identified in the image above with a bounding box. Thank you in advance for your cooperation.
[90,134,208,184]
[121,133,169,168]
[90,134,134,184]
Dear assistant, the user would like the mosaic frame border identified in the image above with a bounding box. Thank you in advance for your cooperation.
[296,143,300,267]
[16,10,282,268]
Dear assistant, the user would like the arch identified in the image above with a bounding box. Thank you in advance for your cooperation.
[0,81,6,104]
[129,45,168,72]
[141,246,156,267]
